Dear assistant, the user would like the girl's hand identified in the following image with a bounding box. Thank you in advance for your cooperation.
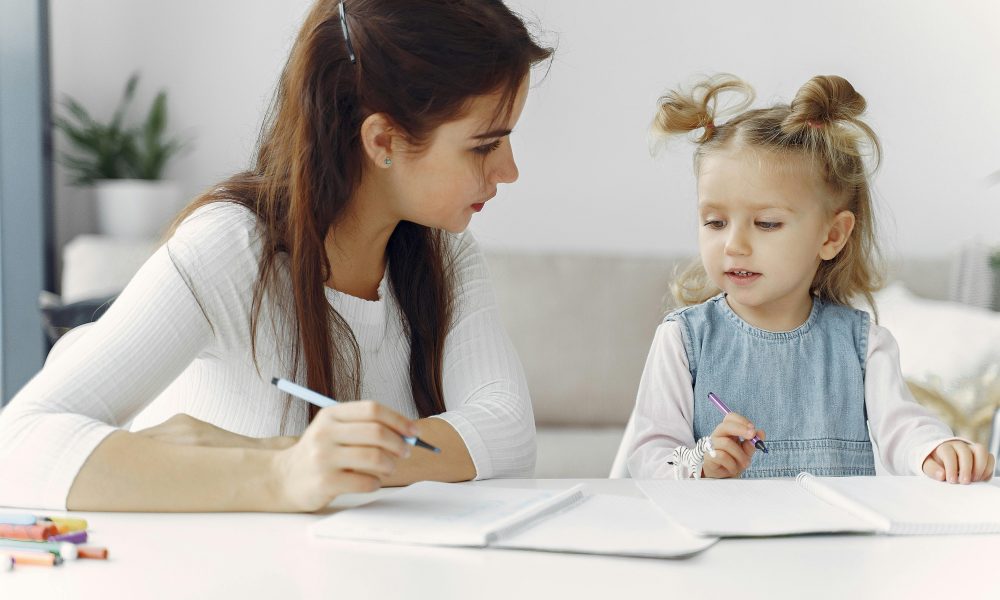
[135,413,297,450]
[702,412,766,479]
[269,400,417,512]
[922,441,996,484]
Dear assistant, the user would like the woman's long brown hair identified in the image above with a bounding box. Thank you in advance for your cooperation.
[166,0,552,423]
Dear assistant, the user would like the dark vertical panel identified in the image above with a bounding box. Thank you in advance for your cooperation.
[0,0,51,404]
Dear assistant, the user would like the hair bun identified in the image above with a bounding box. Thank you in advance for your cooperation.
[787,75,866,128]
[652,74,754,144]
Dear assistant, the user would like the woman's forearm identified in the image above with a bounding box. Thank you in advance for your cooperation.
[134,413,298,451]
[66,431,287,512]
[381,418,476,486]
[67,414,471,512]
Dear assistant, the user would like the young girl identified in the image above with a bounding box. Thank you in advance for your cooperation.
[0,0,551,511]
[626,74,995,483]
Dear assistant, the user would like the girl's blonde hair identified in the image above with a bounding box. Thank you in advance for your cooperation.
[654,74,884,313]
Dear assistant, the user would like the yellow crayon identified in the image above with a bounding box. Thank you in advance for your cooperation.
[46,517,88,534]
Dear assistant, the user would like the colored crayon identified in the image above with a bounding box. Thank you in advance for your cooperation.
[49,530,88,544]
[77,546,109,560]
[0,512,36,526]
[47,517,88,534]
[5,550,62,567]
[0,523,58,541]
[0,539,78,559]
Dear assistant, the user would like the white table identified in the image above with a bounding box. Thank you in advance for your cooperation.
[3,479,999,600]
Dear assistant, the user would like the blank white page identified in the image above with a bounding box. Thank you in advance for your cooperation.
[637,479,878,537]
[494,494,718,558]
[806,476,1000,535]
[311,481,583,547]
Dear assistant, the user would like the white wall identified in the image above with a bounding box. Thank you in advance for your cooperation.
[51,0,1000,271]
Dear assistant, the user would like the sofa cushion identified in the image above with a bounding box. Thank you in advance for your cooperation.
[486,251,688,427]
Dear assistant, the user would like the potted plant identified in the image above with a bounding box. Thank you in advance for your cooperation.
[53,73,187,238]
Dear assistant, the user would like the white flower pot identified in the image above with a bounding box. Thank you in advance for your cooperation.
[94,179,184,239]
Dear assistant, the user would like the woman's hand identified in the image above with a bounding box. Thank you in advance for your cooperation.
[922,441,995,484]
[135,413,297,450]
[269,400,418,512]
[702,412,766,479]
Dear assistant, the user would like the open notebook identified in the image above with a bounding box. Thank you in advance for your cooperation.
[311,481,717,558]
[638,473,1000,537]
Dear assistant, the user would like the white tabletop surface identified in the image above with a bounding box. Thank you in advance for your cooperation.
[2,478,999,600]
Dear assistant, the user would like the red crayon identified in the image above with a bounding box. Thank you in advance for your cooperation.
[77,546,109,560]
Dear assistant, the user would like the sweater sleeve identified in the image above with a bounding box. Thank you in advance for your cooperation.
[865,322,964,475]
[0,203,258,509]
[626,321,699,479]
[429,232,535,480]
[0,248,214,509]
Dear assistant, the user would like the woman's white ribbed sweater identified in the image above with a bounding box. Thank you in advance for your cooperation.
[0,203,534,509]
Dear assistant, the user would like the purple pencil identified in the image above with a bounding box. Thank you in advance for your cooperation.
[49,531,87,544]
[707,392,768,453]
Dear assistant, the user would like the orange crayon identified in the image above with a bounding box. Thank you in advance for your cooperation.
[7,550,63,567]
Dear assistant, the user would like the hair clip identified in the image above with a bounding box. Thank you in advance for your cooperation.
[339,2,357,65]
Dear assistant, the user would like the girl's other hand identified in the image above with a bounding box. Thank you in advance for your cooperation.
[703,412,766,479]
[922,441,996,484]
[270,400,418,512]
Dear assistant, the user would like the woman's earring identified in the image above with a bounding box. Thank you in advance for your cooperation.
[384,156,393,167]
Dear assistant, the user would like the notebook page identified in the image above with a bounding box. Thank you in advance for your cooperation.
[637,479,877,537]
[493,493,718,558]
[805,476,1000,535]
[311,482,584,547]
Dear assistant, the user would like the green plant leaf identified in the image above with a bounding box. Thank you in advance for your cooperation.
[109,73,139,132]
[145,92,167,140]
[60,97,96,130]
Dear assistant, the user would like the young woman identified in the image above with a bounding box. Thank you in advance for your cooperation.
[0,0,552,512]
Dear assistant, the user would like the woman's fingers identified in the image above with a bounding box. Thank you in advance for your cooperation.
[324,400,418,438]
[331,446,399,478]
[333,471,382,495]
[271,400,421,512]
[327,421,411,458]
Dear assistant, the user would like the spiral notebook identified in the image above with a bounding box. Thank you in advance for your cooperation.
[638,473,1000,537]
[311,481,717,558]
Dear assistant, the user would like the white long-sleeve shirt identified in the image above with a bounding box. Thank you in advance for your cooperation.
[0,203,534,509]
[627,320,960,479]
